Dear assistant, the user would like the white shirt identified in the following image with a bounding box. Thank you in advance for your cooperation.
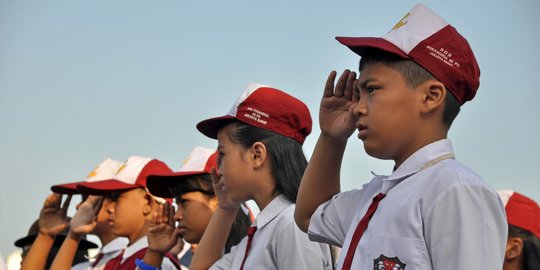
[72,237,129,270]
[211,194,333,270]
[120,236,178,270]
[308,139,507,270]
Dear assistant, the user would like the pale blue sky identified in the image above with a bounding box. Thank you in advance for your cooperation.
[1,0,539,258]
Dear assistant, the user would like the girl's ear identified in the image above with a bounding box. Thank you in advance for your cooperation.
[419,80,446,114]
[250,142,267,169]
[505,236,524,261]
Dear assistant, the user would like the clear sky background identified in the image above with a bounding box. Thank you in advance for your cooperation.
[1,0,539,261]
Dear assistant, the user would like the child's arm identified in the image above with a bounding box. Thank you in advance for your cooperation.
[295,70,358,232]
[21,193,72,270]
[141,202,180,267]
[189,169,241,270]
[50,196,103,270]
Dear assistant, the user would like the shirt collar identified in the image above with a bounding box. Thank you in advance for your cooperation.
[375,139,454,187]
[101,237,129,254]
[253,194,292,229]
[122,236,148,260]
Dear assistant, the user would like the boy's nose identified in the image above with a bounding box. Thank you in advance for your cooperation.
[106,201,115,214]
[174,206,184,221]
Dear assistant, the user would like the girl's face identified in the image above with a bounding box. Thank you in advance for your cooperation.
[174,191,217,244]
[216,125,255,203]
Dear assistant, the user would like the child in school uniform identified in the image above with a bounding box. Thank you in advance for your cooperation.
[46,158,128,270]
[497,190,540,270]
[133,146,252,269]
[294,4,507,270]
[76,156,181,270]
[187,83,333,270]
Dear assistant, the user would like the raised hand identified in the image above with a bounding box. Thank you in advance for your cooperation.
[147,202,180,255]
[70,195,104,236]
[38,193,72,237]
[319,70,358,141]
[211,168,241,211]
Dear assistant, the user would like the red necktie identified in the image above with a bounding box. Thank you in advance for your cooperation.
[239,226,257,270]
[91,252,104,267]
[103,250,124,270]
[342,193,386,270]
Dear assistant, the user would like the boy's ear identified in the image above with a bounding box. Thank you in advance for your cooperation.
[142,192,154,216]
[419,80,446,114]
[505,236,524,261]
[250,142,267,169]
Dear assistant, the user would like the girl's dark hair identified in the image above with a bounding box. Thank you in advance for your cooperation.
[359,48,461,128]
[226,120,308,203]
[169,174,251,253]
[508,224,540,270]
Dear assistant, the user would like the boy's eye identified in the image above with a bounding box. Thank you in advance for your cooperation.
[366,86,379,93]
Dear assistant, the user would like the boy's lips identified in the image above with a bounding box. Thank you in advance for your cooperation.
[356,123,367,140]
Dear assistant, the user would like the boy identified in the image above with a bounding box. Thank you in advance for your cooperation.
[294,4,507,269]
[77,156,180,270]
[49,158,129,269]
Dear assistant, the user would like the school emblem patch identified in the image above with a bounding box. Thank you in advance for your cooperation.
[373,254,406,270]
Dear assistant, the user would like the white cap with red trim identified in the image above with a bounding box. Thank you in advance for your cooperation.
[51,158,123,194]
[147,147,218,198]
[77,156,173,196]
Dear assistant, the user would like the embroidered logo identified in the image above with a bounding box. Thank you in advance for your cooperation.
[373,254,406,270]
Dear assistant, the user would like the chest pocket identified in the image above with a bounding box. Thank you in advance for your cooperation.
[356,233,432,270]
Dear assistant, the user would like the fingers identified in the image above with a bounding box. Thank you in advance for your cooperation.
[91,196,105,213]
[343,71,357,100]
[156,204,164,225]
[334,70,351,97]
[323,71,338,97]
[168,204,176,227]
[352,80,360,102]
[61,194,73,212]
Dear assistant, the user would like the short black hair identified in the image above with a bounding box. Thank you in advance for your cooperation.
[508,224,540,270]
[359,48,460,128]
[226,120,307,203]
[168,174,251,253]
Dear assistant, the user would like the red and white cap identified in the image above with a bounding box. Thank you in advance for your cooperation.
[196,83,312,144]
[336,3,480,105]
[50,158,123,194]
[147,146,218,198]
[498,190,540,238]
[77,156,173,195]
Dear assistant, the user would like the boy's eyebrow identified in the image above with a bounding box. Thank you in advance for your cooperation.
[358,78,375,90]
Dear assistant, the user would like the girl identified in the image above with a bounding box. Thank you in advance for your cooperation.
[190,83,333,270]
[140,146,252,269]
[498,190,540,270]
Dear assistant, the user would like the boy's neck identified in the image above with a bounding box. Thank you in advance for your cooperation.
[127,220,150,246]
[98,230,118,246]
[393,131,448,169]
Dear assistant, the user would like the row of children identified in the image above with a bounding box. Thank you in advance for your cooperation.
[14,3,540,270]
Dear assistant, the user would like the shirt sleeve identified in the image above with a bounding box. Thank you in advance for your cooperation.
[424,182,507,270]
[308,189,365,247]
[209,240,242,270]
[275,217,333,270]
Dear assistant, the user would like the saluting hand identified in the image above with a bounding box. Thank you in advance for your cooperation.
[70,195,104,236]
[211,168,241,211]
[38,193,72,237]
[148,202,179,255]
[319,70,358,141]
